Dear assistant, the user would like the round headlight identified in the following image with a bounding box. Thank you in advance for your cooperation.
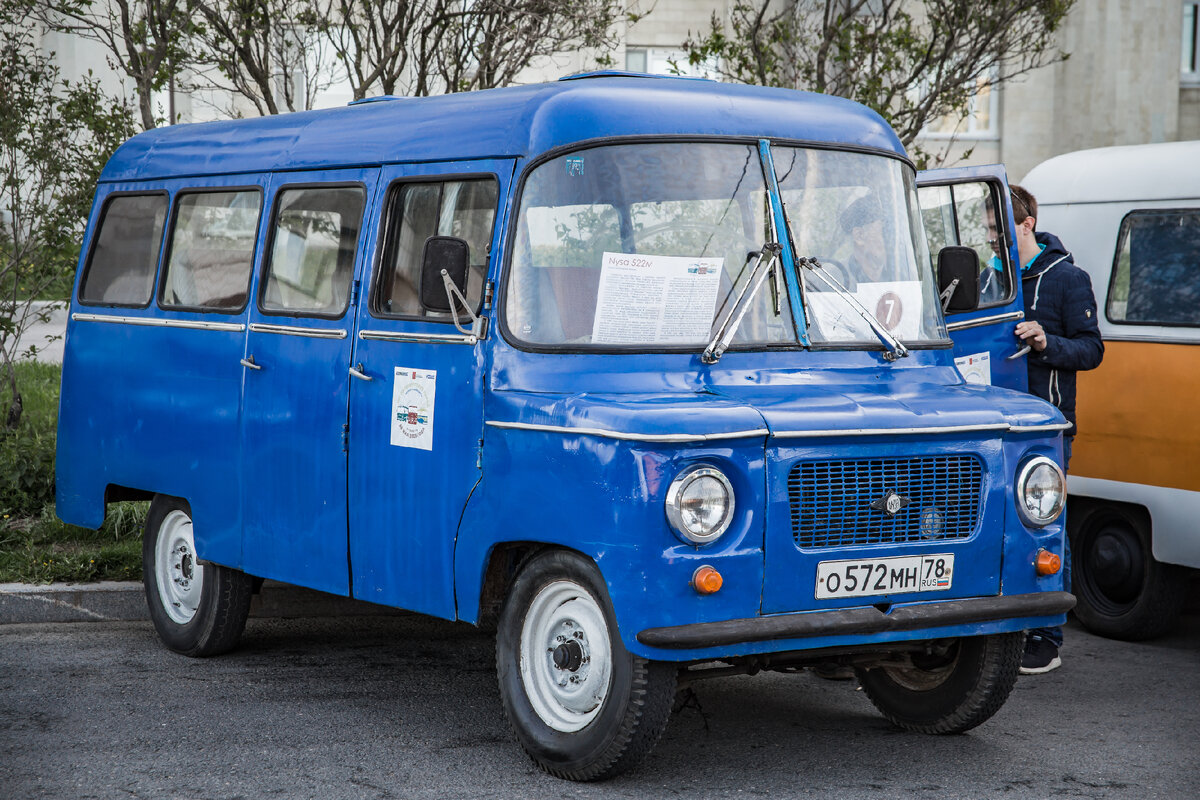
[665,466,735,544]
[1015,456,1066,527]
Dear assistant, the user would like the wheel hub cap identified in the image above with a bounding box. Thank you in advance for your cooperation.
[1090,528,1143,603]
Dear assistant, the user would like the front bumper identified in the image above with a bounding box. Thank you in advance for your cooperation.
[637,591,1075,649]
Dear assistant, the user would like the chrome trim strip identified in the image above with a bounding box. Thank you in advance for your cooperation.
[359,329,478,345]
[1097,334,1199,346]
[71,313,245,333]
[1009,422,1073,433]
[771,424,1011,438]
[249,323,347,340]
[485,420,769,443]
[946,311,1024,332]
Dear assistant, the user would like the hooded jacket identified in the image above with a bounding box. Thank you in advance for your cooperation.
[1021,231,1105,436]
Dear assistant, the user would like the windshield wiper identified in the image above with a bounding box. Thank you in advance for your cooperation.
[796,255,909,361]
[702,243,782,364]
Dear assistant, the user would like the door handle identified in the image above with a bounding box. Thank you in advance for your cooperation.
[240,355,263,370]
[1006,345,1032,361]
[349,363,373,381]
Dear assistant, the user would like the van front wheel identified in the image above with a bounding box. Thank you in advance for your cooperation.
[495,550,676,781]
[142,495,253,657]
[856,632,1023,734]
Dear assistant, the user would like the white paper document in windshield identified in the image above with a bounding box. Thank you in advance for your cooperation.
[591,252,723,344]
[806,280,924,341]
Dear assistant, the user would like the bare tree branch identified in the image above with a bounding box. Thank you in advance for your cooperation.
[26,0,198,129]
[681,0,1076,157]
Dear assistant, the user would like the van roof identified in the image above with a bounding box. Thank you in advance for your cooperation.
[1020,140,1200,205]
[99,75,906,182]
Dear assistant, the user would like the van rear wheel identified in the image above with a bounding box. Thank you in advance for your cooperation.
[142,495,253,657]
[495,550,676,781]
[855,632,1022,734]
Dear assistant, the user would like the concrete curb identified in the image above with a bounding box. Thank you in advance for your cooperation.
[0,580,403,625]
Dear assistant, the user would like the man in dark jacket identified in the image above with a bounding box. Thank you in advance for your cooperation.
[1009,184,1104,674]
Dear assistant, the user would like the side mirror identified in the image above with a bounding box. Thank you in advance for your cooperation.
[419,236,470,313]
[937,245,980,314]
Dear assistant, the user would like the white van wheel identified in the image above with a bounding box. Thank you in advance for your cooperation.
[142,495,253,657]
[519,579,613,732]
[496,550,676,781]
[154,510,203,625]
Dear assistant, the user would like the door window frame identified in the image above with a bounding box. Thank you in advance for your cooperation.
[368,171,502,322]
[255,180,369,322]
[917,178,1016,313]
[157,185,265,315]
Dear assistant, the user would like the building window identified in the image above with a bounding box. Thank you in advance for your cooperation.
[625,47,717,78]
[1184,3,1199,82]
[919,71,1000,139]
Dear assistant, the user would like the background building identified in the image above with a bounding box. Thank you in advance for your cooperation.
[33,0,1200,181]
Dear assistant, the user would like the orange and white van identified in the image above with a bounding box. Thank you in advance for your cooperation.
[1023,141,1200,639]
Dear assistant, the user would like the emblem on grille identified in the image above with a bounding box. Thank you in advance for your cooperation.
[869,490,911,516]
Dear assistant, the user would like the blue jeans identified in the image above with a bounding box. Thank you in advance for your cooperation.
[1029,436,1072,649]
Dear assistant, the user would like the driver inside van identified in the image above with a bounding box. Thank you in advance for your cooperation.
[839,194,900,287]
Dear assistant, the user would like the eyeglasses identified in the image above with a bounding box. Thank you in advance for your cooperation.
[1011,193,1032,223]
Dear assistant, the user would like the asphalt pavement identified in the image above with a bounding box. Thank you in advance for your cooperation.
[2,601,1197,799]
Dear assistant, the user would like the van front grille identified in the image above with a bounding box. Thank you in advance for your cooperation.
[788,455,983,549]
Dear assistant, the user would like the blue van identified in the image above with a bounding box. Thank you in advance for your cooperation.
[56,74,1072,780]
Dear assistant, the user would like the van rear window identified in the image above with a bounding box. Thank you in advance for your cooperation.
[161,190,261,311]
[1108,210,1200,327]
[79,194,167,306]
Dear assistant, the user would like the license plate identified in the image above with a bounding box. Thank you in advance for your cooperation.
[815,554,954,600]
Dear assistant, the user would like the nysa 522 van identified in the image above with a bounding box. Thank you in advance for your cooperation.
[57,74,1072,780]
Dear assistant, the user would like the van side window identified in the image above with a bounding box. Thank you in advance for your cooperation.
[79,194,167,306]
[375,178,498,318]
[1108,210,1200,326]
[161,190,261,311]
[261,186,366,316]
[917,181,1013,308]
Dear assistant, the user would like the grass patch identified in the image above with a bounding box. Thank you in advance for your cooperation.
[0,362,144,583]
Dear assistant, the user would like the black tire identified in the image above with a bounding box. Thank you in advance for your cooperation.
[495,550,676,781]
[142,495,253,657]
[1069,505,1188,641]
[856,632,1023,734]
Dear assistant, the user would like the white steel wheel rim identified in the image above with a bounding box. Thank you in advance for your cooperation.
[155,510,204,625]
[519,579,613,733]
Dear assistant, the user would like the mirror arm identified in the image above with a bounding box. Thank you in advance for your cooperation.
[939,277,960,311]
[441,269,487,341]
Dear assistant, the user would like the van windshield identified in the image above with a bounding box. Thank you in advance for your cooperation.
[505,142,797,348]
[773,146,947,345]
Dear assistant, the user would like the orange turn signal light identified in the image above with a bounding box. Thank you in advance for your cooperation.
[691,565,723,595]
[1035,548,1061,576]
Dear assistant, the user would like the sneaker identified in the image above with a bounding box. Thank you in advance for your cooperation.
[1019,636,1062,675]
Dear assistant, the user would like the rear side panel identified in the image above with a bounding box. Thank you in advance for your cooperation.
[57,175,271,569]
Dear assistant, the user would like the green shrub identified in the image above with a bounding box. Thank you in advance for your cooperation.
[0,362,146,582]
[0,362,61,515]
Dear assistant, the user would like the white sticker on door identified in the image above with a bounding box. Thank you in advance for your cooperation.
[391,367,437,450]
[955,352,992,385]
